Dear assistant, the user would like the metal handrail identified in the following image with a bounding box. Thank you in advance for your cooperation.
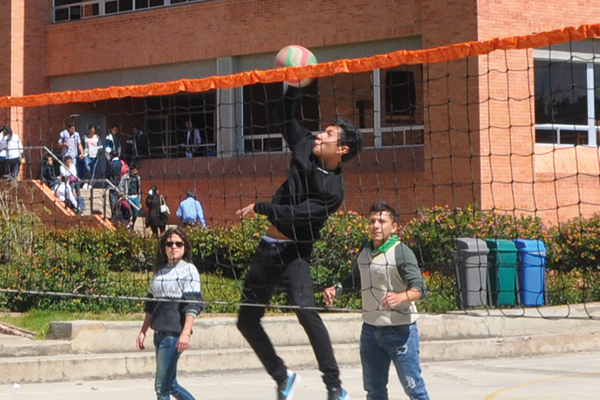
[22,146,139,217]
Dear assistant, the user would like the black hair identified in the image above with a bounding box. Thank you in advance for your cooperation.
[88,125,97,133]
[130,164,138,170]
[66,123,74,129]
[110,123,119,130]
[186,189,195,198]
[368,202,398,223]
[2,125,12,141]
[63,155,72,162]
[154,227,193,273]
[43,154,52,163]
[332,118,364,163]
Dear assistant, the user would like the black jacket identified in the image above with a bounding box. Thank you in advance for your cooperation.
[38,163,58,188]
[253,87,345,242]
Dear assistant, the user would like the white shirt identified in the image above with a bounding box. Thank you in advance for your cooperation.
[54,182,78,209]
[60,163,78,179]
[84,135,101,158]
[0,133,23,160]
[58,129,81,159]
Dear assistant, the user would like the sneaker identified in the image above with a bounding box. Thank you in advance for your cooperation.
[327,387,350,400]
[278,370,301,400]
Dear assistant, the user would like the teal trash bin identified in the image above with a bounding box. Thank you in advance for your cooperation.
[485,239,517,307]
[455,238,489,309]
[513,239,547,306]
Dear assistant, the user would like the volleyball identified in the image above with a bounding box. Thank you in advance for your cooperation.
[275,45,318,87]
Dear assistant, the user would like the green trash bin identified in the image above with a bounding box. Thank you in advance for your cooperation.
[485,239,517,307]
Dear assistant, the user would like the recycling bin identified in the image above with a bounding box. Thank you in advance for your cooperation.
[513,239,547,306]
[485,239,517,307]
[455,238,489,309]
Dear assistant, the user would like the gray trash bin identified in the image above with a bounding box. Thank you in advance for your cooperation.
[455,238,490,309]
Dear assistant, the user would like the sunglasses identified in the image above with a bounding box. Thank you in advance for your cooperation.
[166,241,185,248]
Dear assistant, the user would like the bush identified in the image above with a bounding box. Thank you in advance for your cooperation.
[185,216,267,277]
[398,204,547,273]
[544,214,600,273]
[312,211,368,292]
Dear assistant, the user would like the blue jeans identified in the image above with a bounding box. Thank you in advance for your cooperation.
[129,196,140,219]
[84,156,98,179]
[360,323,430,400]
[153,332,196,400]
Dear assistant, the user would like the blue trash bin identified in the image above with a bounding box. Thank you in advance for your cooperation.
[513,239,546,306]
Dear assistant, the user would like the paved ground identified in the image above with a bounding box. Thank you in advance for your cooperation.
[1,351,599,400]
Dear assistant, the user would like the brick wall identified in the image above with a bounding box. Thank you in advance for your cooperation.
[137,146,425,226]
[477,1,600,224]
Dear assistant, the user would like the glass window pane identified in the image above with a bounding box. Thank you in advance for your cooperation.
[70,6,81,20]
[242,83,319,138]
[54,0,80,6]
[105,1,118,13]
[535,60,587,125]
[150,0,165,6]
[381,65,423,127]
[136,0,149,9]
[535,129,557,144]
[54,8,69,22]
[593,64,600,126]
[83,3,100,17]
[119,0,134,11]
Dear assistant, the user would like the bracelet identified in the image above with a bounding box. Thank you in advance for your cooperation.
[182,331,192,337]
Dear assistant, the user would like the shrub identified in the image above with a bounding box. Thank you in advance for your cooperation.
[312,211,368,292]
[544,214,600,273]
[399,204,547,274]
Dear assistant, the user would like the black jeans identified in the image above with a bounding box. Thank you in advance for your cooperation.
[237,239,341,390]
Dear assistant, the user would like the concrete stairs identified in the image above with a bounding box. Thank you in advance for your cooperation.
[1,304,600,384]
[80,187,146,232]
[1,180,113,229]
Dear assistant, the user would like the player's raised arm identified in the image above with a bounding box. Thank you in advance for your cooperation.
[276,85,307,149]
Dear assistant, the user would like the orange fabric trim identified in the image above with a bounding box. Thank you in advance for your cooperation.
[2,23,600,108]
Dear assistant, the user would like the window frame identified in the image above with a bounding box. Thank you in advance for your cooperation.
[52,0,203,23]
[534,48,599,147]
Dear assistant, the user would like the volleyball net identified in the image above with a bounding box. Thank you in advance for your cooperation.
[2,24,600,319]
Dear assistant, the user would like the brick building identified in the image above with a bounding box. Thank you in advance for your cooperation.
[1,0,600,225]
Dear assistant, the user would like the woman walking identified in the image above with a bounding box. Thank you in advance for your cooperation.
[136,227,204,400]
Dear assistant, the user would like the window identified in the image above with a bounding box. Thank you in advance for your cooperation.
[146,92,216,158]
[241,66,424,154]
[53,0,203,22]
[242,83,319,153]
[385,71,416,119]
[534,40,600,146]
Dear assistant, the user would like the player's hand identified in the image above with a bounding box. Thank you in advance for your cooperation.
[136,331,146,350]
[323,286,337,306]
[236,203,255,219]
[78,154,84,159]
[381,292,405,310]
[177,333,191,353]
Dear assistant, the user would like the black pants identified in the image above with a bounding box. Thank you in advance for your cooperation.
[237,240,341,390]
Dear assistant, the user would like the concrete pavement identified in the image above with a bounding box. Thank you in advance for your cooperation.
[1,351,600,400]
